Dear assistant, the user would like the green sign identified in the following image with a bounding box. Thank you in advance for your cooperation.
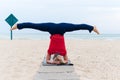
[5,14,18,40]
[5,14,18,27]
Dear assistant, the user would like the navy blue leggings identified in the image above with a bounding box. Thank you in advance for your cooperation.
[17,22,94,35]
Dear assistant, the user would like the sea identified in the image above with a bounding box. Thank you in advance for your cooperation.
[0,32,120,40]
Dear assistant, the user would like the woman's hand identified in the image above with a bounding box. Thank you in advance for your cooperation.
[52,61,61,64]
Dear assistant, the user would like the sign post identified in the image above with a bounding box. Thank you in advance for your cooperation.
[5,14,18,40]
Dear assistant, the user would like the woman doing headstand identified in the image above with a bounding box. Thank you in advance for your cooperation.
[11,22,100,64]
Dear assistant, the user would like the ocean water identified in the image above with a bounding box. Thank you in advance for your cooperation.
[0,33,120,40]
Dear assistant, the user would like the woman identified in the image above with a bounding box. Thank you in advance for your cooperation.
[11,22,100,64]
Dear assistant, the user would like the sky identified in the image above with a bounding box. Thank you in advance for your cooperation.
[0,0,120,34]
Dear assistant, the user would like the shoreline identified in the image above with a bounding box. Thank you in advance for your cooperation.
[0,34,120,40]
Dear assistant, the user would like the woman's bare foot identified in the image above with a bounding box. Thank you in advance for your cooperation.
[10,24,17,30]
[93,26,100,34]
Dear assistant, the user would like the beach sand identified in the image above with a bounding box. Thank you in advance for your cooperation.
[0,40,120,80]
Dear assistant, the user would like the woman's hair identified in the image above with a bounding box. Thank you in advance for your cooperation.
[53,53,60,60]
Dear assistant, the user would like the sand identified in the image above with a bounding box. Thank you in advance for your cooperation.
[0,40,120,80]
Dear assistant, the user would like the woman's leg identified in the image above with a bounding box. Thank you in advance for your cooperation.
[61,23,99,34]
[10,24,17,30]
[93,26,100,34]
[11,22,100,34]
[11,22,55,32]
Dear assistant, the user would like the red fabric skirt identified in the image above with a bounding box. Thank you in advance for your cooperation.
[47,34,67,56]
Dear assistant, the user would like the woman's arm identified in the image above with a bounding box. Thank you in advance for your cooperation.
[63,54,68,64]
[46,54,53,64]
